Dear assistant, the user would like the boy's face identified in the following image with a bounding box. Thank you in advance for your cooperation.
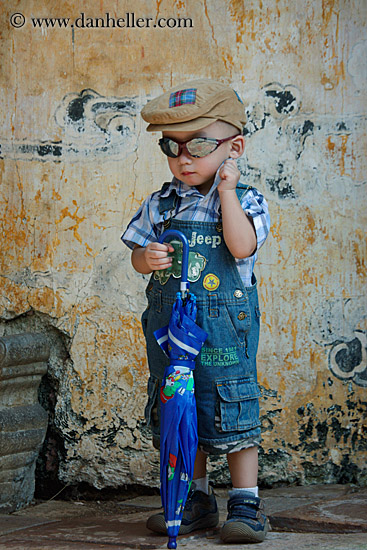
[162,121,244,196]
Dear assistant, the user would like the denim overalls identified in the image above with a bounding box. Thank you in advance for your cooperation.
[142,183,262,455]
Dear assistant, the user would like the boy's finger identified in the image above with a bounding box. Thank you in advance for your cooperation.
[163,242,175,252]
[223,158,237,167]
[221,165,236,176]
[149,242,170,251]
[219,169,233,180]
[150,257,172,268]
[149,249,170,259]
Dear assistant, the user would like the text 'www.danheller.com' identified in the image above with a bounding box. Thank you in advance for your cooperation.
[10,12,194,30]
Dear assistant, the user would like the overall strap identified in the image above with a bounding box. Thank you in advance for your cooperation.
[235,182,253,202]
[158,182,178,215]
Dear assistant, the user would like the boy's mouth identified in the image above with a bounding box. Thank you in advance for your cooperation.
[181,171,195,176]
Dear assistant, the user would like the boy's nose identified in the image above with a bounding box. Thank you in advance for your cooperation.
[177,149,192,164]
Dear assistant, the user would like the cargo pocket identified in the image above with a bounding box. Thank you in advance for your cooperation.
[144,375,160,430]
[216,377,260,432]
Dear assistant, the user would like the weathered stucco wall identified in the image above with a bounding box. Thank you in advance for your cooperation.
[1,0,366,490]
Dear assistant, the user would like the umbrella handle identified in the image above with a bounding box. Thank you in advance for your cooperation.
[159,229,190,297]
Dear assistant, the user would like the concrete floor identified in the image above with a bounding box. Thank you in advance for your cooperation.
[1,484,366,550]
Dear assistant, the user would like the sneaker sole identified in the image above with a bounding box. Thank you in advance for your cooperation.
[220,518,269,543]
[146,512,219,535]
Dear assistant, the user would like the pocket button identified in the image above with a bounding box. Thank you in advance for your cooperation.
[234,290,243,298]
[237,311,247,320]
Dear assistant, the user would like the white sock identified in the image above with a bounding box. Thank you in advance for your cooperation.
[229,486,259,498]
[193,475,209,495]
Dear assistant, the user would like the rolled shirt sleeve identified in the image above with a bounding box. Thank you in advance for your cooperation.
[241,188,270,252]
[121,191,161,250]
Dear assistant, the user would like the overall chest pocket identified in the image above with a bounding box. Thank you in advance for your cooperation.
[216,377,261,432]
[223,301,252,348]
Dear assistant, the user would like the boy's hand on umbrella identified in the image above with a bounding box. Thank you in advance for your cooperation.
[144,242,174,271]
[217,158,241,192]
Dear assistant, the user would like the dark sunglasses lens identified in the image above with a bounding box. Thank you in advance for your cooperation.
[186,138,218,157]
[159,138,179,158]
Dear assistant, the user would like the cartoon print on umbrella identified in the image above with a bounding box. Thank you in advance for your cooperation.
[154,229,208,550]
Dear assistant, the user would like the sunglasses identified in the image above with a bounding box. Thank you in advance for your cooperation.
[158,134,239,158]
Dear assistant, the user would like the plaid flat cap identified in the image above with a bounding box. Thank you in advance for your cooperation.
[141,78,246,132]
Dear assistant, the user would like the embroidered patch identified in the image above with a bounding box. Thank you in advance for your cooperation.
[169,88,197,108]
[154,240,206,285]
[203,273,220,291]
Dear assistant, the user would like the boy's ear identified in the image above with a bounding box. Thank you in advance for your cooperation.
[229,135,245,159]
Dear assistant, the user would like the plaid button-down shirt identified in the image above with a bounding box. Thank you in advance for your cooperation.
[122,171,270,287]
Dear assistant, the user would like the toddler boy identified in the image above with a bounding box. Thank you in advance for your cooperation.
[122,79,270,543]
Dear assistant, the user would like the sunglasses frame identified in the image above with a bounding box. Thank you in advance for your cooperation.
[158,134,239,158]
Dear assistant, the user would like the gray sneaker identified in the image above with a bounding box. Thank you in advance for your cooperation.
[146,483,219,535]
[220,491,269,543]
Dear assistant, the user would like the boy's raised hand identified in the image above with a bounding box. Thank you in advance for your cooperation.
[217,158,241,192]
[143,242,174,271]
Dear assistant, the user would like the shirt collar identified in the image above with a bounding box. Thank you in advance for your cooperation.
[161,159,228,200]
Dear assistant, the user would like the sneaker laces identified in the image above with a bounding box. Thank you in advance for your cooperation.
[227,495,264,521]
[183,482,197,512]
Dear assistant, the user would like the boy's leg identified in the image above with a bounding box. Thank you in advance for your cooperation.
[227,446,258,488]
[192,448,209,493]
[193,448,207,477]
[221,446,268,543]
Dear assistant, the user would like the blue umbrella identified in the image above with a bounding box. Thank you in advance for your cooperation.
[154,229,208,550]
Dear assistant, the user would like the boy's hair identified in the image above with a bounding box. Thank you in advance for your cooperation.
[141,78,246,133]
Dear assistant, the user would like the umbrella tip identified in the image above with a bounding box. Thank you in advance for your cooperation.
[167,537,177,549]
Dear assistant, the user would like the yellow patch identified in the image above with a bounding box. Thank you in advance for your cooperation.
[203,273,220,291]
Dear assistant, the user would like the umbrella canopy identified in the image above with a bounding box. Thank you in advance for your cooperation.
[154,230,208,549]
